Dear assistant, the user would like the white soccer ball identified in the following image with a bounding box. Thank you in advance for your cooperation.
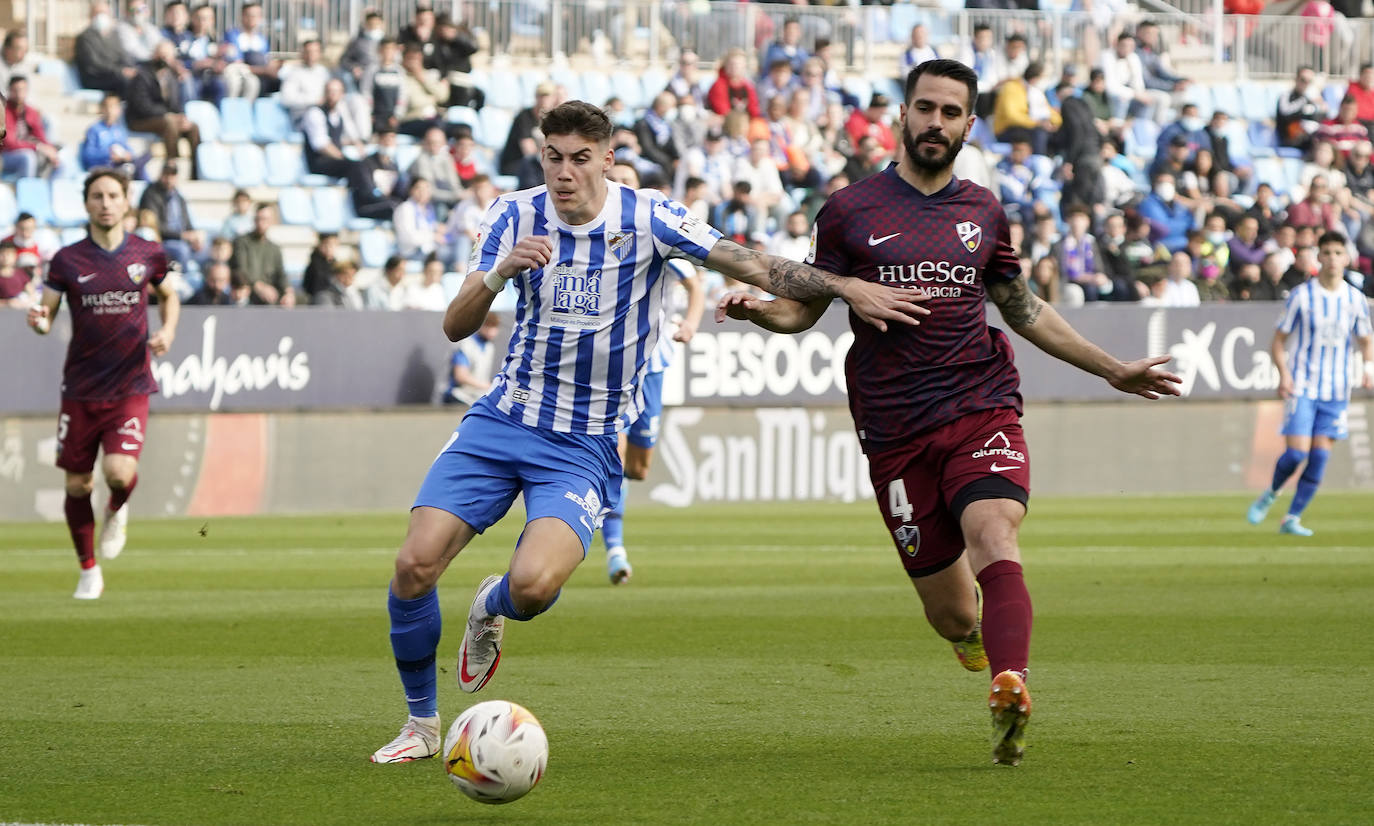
[443,700,549,804]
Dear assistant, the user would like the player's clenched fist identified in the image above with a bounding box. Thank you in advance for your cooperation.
[27,303,51,334]
[494,236,555,281]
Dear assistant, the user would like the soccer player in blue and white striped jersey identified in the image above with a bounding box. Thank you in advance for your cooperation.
[370,101,930,763]
[1248,231,1374,536]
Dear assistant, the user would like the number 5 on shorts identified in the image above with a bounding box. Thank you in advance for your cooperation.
[57,412,70,448]
[888,479,914,523]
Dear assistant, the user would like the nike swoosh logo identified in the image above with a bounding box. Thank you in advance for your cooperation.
[78,273,98,283]
[868,232,901,246]
[459,646,500,689]
[121,442,141,451]
[989,463,1021,472]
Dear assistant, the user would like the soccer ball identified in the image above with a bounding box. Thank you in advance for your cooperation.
[443,700,549,804]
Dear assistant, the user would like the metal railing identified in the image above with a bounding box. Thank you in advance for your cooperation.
[21,0,1374,83]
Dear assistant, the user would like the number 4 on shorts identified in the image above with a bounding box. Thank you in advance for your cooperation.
[888,479,914,523]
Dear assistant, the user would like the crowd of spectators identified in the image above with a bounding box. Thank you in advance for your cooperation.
[3,1,1374,315]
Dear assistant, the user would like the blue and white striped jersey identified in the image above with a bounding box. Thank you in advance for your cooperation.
[471,181,722,434]
[645,258,696,375]
[1277,278,1373,401]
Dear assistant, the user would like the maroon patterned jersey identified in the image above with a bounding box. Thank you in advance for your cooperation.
[810,168,1022,453]
[44,234,168,401]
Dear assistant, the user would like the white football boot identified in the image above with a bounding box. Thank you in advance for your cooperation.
[457,574,505,693]
[98,504,129,560]
[370,715,441,763]
[74,565,104,600]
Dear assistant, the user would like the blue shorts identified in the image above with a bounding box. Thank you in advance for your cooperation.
[1281,396,1349,440]
[627,370,664,449]
[413,398,623,553]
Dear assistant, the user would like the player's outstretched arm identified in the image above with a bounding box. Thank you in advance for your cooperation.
[1270,329,1293,399]
[703,238,930,332]
[148,279,180,356]
[25,286,61,334]
[714,291,830,333]
[674,267,707,343]
[988,275,1183,400]
[444,236,552,342]
[1359,333,1374,390]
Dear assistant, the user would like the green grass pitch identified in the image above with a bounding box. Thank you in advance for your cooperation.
[2,494,1372,825]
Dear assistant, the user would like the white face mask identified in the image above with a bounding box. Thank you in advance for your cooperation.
[1155,182,1176,202]
[94,13,113,31]
[1207,231,1226,244]
[366,28,384,40]
[1181,117,1203,132]
[678,105,697,123]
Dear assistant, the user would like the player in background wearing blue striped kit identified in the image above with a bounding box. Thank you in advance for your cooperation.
[1247,231,1374,536]
[371,101,931,763]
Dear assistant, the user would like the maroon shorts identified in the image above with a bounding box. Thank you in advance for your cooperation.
[56,395,150,474]
[867,407,1030,578]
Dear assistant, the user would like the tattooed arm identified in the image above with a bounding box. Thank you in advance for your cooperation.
[988,275,1183,399]
[702,238,929,332]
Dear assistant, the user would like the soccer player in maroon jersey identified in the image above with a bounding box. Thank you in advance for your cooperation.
[26,168,180,599]
[717,59,1181,766]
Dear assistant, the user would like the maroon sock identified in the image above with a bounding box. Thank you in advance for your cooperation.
[976,559,1033,678]
[64,494,96,570]
[109,474,138,512]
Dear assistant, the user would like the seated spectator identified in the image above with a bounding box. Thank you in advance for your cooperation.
[1190,221,1231,301]
[796,57,837,125]
[340,10,386,95]
[125,41,201,179]
[394,178,449,262]
[1179,148,1220,209]
[760,17,809,77]
[767,211,811,262]
[205,235,233,272]
[1139,172,1196,253]
[138,160,204,273]
[3,76,61,179]
[611,127,663,181]
[1204,110,1251,193]
[397,44,450,139]
[186,261,238,305]
[499,81,557,176]
[958,25,1001,111]
[370,38,405,134]
[1282,242,1319,287]
[1277,66,1328,152]
[5,212,58,279]
[300,78,367,180]
[0,30,36,92]
[349,127,406,220]
[161,1,200,104]
[1347,63,1374,130]
[405,253,448,311]
[1287,175,1342,231]
[450,129,486,186]
[1245,254,1291,300]
[1100,33,1167,123]
[1134,21,1188,96]
[898,23,938,82]
[1228,215,1268,278]
[635,92,681,178]
[713,181,764,245]
[668,50,707,109]
[0,239,35,308]
[1229,262,1264,301]
[408,126,464,216]
[1346,140,1374,206]
[1156,104,1211,161]
[1316,95,1370,162]
[75,1,136,93]
[398,4,437,57]
[1098,212,1145,300]
[220,190,255,240]
[447,174,497,269]
[280,39,332,125]
[1246,183,1287,238]
[313,259,365,309]
[707,49,760,118]
[230,202,294,306]
[996,141,1040,225]
[846,93,897,158]
[735,138,791,226]
[302,232,339,301]
[993,62,1061,158]
[756,59,798,115]
[118,0,163,63]
[1053,205,1109,301]
[223,1,282,96]
[444,311,501,405]
[430,12,483,110]
[1080,68,1114,127]
[1150,251,1202,306]
[367,255,409,311]
[181,2,231,105]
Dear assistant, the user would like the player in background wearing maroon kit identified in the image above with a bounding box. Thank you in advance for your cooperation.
[718,59,1182,766]
[26,168,180,599]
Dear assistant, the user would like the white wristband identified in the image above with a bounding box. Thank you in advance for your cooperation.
[483,270,511,293]
[1365,361,1374,380]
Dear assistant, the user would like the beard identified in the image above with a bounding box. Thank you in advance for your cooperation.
[903,122,963,173]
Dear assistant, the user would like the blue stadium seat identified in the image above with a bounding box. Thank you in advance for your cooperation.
[888,3,923,42]
[342,196,377,231]
[358,228,393,268]
[1322,83,1344,113]
[395,143,422,172]
[1246,120,1277,157]
[54,144,84,178]
[844,77,874,109]
[50,179,88,227]
[59,227,86,246]
[185,100,222,143]
[1281,156,1305,192]
[40,60,104,105]
[611,71,647,109]
[231,144,268,186]
[479,108,514,152]
[128,179,147,207]
[15,178,55,225]
[1183,83,1214,119]
[640,68,670,104]
[311,187,346,233]
[1125,118,1161,161]
[0,184,17,228]
[517,70,546,102]
[486,70,524,110]
[196,142,235,182]
[1211,85,1242,119]
[253,97,296,143]
[579,71,612,107]
[1253,157,1286,194]
[1239,82,1274,123]
[446,106,483,142]
[265,142,305,186]
[219,97,255,143]
[277,187,314,225]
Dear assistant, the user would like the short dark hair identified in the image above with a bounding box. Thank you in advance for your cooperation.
[365,10,384,21]
[384,255,404,271]
[1317,230,1347,249]
[1361,62,1373,73]
[2,30,25,50]
[904,58,979,113]
[16,211,34,223]
[0,238,17,252]
[1023,61,1045,82]
[542,101,613,144]
[255,201,275,215]
[317,232,337,243]
[82,167,130,201]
